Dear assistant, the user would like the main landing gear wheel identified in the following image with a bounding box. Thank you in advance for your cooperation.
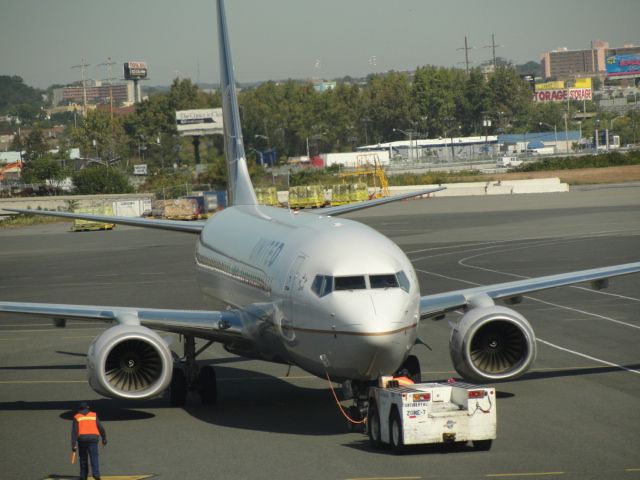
[367,400,383,449]
[198,365,218,405]
[169,368,188,407]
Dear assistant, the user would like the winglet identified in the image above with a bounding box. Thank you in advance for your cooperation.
[217,0,258,206]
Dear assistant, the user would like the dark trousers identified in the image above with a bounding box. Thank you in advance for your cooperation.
[78,441,100,479]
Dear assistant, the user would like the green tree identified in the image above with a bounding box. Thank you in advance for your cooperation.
[461,68,491,135]
[72,166,132,194]
[22,127,49,163]
[487,67,534,132]
[20,153,68,192]
[0,75,43,117]
[123,78,222,171]
[67,110,128,165]
[365,72,415,142]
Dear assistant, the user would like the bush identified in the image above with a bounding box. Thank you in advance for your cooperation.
[515,151,640,172]
[72,166,133,194]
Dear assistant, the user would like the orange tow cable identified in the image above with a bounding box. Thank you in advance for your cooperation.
[325,371,367,425]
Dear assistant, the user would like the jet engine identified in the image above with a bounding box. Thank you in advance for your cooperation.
[86,324,173,400]
[449,305,536,383]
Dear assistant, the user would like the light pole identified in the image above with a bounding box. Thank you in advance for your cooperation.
[155,136,163,172]
[563,112,569,153]
[483,114,492,158]
[443,117,456,161]
[577,121,582,151]
[539,122,558,152]
[393,128,415,160]
[361,117,371,145]
[92,139,99,162]
[609,117,623,150]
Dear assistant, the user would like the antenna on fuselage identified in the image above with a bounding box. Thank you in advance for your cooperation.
[217,0,258,207]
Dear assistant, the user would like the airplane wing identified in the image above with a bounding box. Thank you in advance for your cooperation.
[0,301,245,341]
[420,261,640,319]
[318,186,445,216]
[4,208,205,234]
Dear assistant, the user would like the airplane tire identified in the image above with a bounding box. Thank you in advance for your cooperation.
[367,400,383,449]
[169,368,188,407]
[389,408,405,454]
[198,366,218,405]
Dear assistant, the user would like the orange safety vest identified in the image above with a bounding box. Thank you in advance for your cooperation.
[394,376,415,386]
[74,411,100,436]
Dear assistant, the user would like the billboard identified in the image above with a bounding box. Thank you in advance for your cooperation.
[574,78,592,89]
[535,80,565,91]
[533,88,592,102]
[133,164,148,175]
[124,61,148,80]
[606,54,640,79]
[176,108,223,136]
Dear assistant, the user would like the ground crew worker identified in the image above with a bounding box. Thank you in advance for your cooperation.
[393,368,415,387]
[393,375,415,386]
[71,401,107,480]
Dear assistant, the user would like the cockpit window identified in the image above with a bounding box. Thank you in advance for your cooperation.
[312,272,409,296]
[334,276,366,290]
[311,275,333,297]
[396,270,411,292]
[370,274,399,289]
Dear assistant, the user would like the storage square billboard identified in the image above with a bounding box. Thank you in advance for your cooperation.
[533,88,592,103]
[175,108,223,136]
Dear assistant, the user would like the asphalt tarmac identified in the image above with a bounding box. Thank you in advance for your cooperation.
[1,184,639,480]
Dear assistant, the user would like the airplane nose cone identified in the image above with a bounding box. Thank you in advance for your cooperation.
[325,291,418,380]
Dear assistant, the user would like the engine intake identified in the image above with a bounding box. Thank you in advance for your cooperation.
[449,305,536,383]
[87,325,173,400]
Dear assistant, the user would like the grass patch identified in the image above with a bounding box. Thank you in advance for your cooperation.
[514,150,640,172]
[0,213,69,229]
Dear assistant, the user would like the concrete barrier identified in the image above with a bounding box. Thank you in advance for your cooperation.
[0,193,154,216]
[385,178,568,197]
[0,178,569,216]
[511,183,569,194]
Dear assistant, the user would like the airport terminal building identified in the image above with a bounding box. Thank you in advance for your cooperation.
[358,131,583,162]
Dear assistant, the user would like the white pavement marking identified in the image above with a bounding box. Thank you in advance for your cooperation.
[418,268,640,330]
[537,339,640,375]
[417,268,640,374]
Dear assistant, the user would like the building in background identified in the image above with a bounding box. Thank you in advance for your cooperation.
[51,80,135,108]
[541,41,640,80]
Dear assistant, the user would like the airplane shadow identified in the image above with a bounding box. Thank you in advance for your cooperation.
[0,364,86,370]
[0,399,155,421]
[0,365,344,435]
[6,363,634,438]
[346,438,490,456]
[180,365,345,436]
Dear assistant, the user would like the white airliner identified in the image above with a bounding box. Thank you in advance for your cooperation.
[2,0,639,416]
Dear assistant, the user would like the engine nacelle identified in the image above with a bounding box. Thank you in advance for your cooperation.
[87,325,173,400]
[449,305,536,383]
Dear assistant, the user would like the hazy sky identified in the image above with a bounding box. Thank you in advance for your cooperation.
[2,0,639,89]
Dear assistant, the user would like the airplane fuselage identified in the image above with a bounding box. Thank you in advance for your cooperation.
[194,205,420,382]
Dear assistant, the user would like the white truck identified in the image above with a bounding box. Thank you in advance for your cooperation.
[366,379,496,453]
[496,156,523,168]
